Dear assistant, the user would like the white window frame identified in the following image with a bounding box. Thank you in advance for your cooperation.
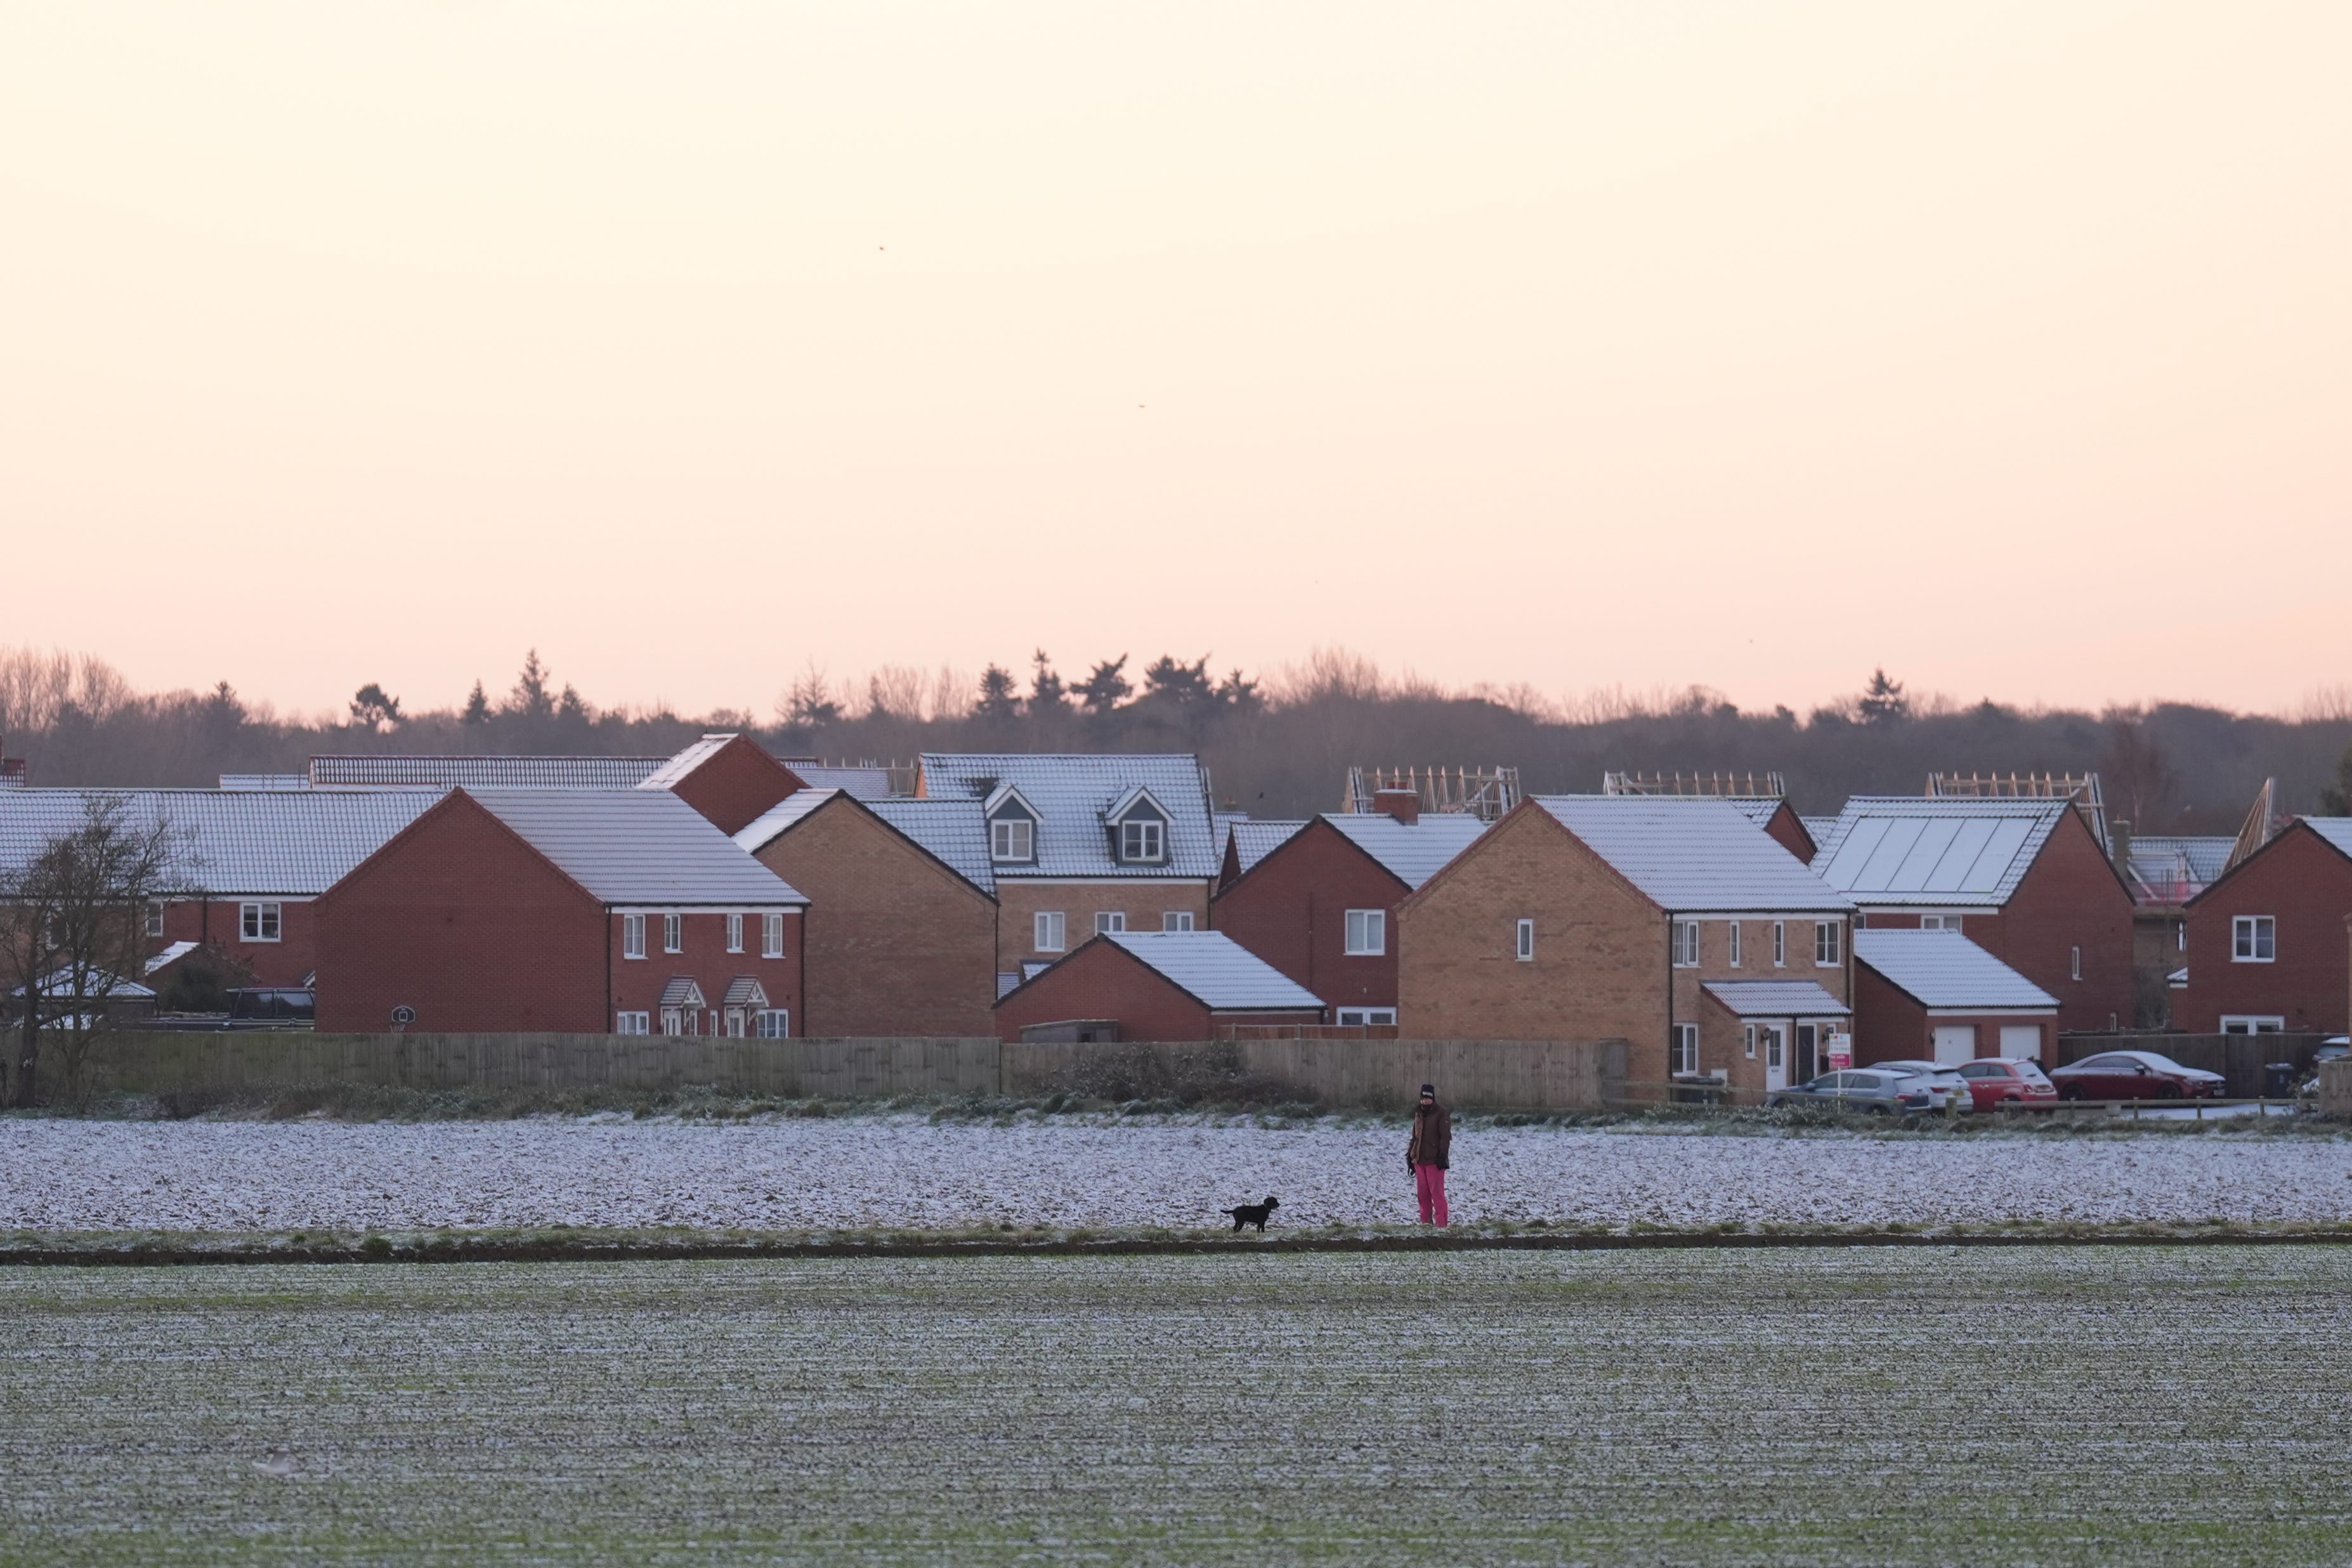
[754,1008,791,1038]
[2070,944,2082,981]
[146,900,166,939]
[1672,920,1700,967]
[1773,921,1786,967]
[2232,915,2276,963]
[1515,917,1535,962]
[1670,1022,1699,1075]
[1728,922,1742,969]
[615,1010,650,1035]
[1344,909,1386,956]
[663,913,684,954]
[990,818,1033,862]
[721,1007,748,1038]
[1744,1024,1757,1060]
[1094,911,1127,936]
[1161,911,1194,932]
[1814,920,1841,967]
[762,912,785,958]
[240,901,282,943]
[726,913,744,953]
[1120,818,1165,863]
[1035,911,1066,953]
[2219,1014,2285,1035]
[622,913,646,960]
[1336,1007,1398,1027]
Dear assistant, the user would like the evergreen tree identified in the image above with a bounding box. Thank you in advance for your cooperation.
[1856,668,1911,726]
[2321,744,2352,816]
[348,683,403,731]
[1142,655,1213,707]
[1215,667,1263,715]
[505,650,554,721]
[556,684,592,724]
[1073,655,1132,715]
[973,664,1021,721]
[461,680,491,726]
[1027,650,1067,715]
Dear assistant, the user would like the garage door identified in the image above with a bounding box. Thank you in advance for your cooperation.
[1998,1025,2042,1059]
[1931,1025,1976,1064]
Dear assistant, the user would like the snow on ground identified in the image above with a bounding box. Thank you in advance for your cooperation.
[3,1116,2349,1233]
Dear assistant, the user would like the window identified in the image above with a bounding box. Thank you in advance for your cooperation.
[726,913,744,953]
[1744,1024,1757,1060]
[1814,920,1841,967]
[1765,1028,1783,1071]
[1344,909,1386,956]
[1773,921,1786,967]
[2070,945,2081,981]
[146,900,166,939]
[1919,914,1957,931]
[1336,1007,1398,1027]
[2232,916,2276,962]
[2176,920,2186,953]
[1672,920,1700,967]
[1161,911,1194,932]
[1035,911,1066,952]
[623,913,646,959]
[1728,922,1742,969]
[990,818,1033,862]
[762,912,784,958]
[1515,918,1535,962]
[615,1010,650,1035]
[1094,911,1127,935]
[721,1009,747,1038]
[1671,1023,1699,1075]
[663,913,684,953]
[658,1007,698,1037]
[240,902,282,943]
[2220,1015,2285,1035]
[1120,819,1164,863]
[754,1009,792,1038]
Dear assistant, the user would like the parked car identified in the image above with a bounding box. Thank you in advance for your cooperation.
[1954,1057,2058,1110]
[1767,1069,1935,1115]
[2047,1050,2224,1102]
[2295,1037,2349,1099]
[1870,1061,1975,1113]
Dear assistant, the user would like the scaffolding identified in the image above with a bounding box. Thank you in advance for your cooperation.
[2225,778,2284,875]
[1602,771,1786,799]
[1927,771,2108,854]
[1343,766,1522,821]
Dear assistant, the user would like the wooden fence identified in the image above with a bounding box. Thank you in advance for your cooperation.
[2058,1032,2334,1098]
[84,1031,1630,1113]
[2322,1060,2352,1118]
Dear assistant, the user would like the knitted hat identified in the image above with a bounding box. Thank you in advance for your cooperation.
[1419,1083,1435,1097]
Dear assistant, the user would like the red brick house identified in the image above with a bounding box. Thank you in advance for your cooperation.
[1211,794,1486,1026]
[637,733,807,835]
[1810,798,2135,1035]
[1852,928,2060,1066]
[314,788,807,1036]
[1397,796,1855,1093]
[735,788,999,1037]
[0,787,440,988]
[995,930,1325,1042]
[2178,818,2352,1035]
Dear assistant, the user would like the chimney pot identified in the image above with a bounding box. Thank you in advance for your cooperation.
[1373,787,1420,825]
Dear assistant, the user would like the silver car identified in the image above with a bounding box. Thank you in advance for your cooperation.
[1872,1060,1976,1113]
[1767,1069,1936,1114]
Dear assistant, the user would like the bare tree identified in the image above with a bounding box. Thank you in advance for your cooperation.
[0,797,180,1107]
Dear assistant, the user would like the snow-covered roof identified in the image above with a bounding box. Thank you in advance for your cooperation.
[144,940,200,976]
[1319,812,1488,889]
[308,755,663,788]
[918,754,1216,879]
[2126,835,2235,903]
[1854,929,2058,1012]
[870,799,996,895]
[1226,819,1308,875]
[0,788,440,896]
[2303,818,2352,860]
[785,764,893,800]
[1532,796,1850,913]
[1801,816,1840,844]
[637,734,736,790]
[1810,797,2070,908]
[11,966,155,1001]
[731,789,839,853]
[464,789,805,906]
[1700,979,1851,1019]
[1098,931,1324,1012]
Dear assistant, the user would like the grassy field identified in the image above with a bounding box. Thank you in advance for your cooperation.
[3,1248,2349,1564]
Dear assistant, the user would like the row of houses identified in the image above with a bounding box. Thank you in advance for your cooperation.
[3,738,2346,1081]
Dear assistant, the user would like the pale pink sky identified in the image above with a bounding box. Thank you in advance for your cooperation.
[4,3,2347,720]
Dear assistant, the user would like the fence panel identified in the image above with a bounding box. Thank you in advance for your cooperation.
[2059,1032,2330,1097]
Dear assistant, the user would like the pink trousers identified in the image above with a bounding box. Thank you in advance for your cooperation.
[1415,1163,1449,1226]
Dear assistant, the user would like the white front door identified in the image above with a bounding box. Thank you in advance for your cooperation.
[1761,1024,1787,1091]
[1932,1025,1976,1064]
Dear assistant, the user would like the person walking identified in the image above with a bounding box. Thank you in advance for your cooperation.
[1406,1083,1451,1226]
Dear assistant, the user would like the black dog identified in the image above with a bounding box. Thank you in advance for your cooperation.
[1222,1196,1279,1232]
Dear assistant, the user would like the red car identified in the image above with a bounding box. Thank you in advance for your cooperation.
[2047,1050,2225,1102]
[1954,1057,2058,1110]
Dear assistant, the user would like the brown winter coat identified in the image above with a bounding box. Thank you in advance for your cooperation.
[1406,1101,1451,1170]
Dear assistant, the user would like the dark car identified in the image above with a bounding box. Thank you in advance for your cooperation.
[2048,1050,2224,1102]
[1955,1057,2058,1110]
[1767,1069,1935,1114]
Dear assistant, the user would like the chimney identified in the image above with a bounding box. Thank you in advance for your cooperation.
[1373,787,1420,825]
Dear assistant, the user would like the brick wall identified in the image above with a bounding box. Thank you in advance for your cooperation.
[1395,804,1671,1076]
[1210,820,1408,1011]
[2179,825,2352,1033]
[993,939,1213,1041]
[152,897,318,987]
[1991,809,2138,1034]
[748,794,996,1036]
[992,879,1212,975]
[1849,960,2052,1064]
[607,908,803,1037]
[1666,913,1850,1078]
[665,736,803,835]
[1761,802,1817,861]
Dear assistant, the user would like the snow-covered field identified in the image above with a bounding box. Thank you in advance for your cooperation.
[3,1115,2349,1232]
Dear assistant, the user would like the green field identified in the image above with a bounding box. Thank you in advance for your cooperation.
[4,1247,2348,1564]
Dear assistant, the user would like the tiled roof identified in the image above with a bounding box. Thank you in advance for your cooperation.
[13,966,156,1002]
[1701,979,1851,1018]
[1532,796,1851,913]
[637,734,737,790]
[2125,835,2235,904]
[870,799,996,895]
[1801,816,1841,844]
[1854,929,2059,1010]
[217,774,310,791]
[145,940,200,976]
[658,976,707,1009]
[787,764,894,800]
[1227,819,1308,875]
[1099,931,1324,1012]
[1810,797,2068,908]
[721,976,770,1009]
[1319,813,1487,889]
[1725,798,1785,825]
[2302,819,2352,860]
[0,788,440,895]
[309,755,664,788]
[731,789,840,853]
[465,789,806,906]
[918,754,1217,879]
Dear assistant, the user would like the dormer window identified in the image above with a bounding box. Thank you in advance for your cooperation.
[1120,819,1164,863]
[991,819,1033,861]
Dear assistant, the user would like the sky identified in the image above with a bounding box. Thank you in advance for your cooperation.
[4,2,2348,722]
